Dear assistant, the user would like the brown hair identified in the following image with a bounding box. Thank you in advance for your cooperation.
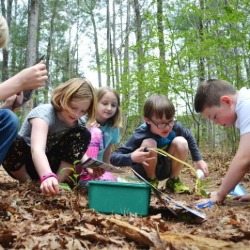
[194,79,237,113]
[144,94,175,119]
[51,78,97,122]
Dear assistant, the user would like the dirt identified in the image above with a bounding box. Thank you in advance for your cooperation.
[0,151,250,249]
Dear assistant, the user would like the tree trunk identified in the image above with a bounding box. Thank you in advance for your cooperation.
[133,0,145,122]
[26,0,40,67]
[106,0,111,86]
[23,0,39,114]
[112,1,120,88]
[156,0,168,93]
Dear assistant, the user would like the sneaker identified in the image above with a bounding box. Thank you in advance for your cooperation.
[165,177,189,194]
[149,178,159,189]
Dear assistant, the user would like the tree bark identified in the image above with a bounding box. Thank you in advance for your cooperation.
[26,0,39,67]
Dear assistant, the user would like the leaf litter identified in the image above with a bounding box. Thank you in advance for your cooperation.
[0,151,250,249]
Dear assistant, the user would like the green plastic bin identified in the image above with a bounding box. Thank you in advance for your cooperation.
[88,181,151,216]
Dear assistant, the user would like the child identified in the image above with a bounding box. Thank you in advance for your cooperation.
[2,78,104,196]
[194,79,250,203]
[78,86,122,184]
[110,94,208,193]
[0,15,47,164]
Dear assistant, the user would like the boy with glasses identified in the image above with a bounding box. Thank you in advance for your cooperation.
[110,94,208,193]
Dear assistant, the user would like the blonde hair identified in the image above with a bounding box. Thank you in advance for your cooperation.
[0,15,9,48]
[96,86,122,128]
[51,78,97,123]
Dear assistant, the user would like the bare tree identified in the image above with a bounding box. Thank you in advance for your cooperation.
[83,0,102,87]
[156,0,168,93]
[26,0,40,67]
[112,0,120,87]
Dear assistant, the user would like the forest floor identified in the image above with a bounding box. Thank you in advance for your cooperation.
[0,150,250,250]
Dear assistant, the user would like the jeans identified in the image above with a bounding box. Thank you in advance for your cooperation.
[0,109,19,164]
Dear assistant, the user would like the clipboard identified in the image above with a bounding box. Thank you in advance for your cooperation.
[78,158,125,174]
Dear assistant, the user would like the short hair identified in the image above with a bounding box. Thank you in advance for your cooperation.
[144,94,175,119]
[96,86,122,128]
[194,79,237,113]
[51,78,97,123]
[0,15,9,48]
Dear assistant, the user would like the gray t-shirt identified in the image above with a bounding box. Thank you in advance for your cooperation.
[19,104,83,152]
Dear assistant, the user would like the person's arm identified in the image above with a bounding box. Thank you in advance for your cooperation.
[193,160,209,177]
[174,121,209,176]
[174,121,202,161]
[103,144,112,163]
[30,117,59,195]
[215,133,250,202]
[0,62,47,101]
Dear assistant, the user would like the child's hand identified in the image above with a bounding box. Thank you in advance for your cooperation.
[15,62,48,91]
[194,192,224,205]
[131,147,155,166]
[86,167,105,178]
[194,160,209,178]
[0,94,21,109]
[40,176,59,195]
[232,194,250,202]
[89,120,100,128]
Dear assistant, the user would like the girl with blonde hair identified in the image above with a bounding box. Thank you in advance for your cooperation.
[2,78,104,195]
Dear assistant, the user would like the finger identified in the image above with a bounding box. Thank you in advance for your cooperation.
[232,196,241,200]
[144,156,156,161]
[194,198,209,204]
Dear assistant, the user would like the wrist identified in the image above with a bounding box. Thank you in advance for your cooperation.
[40,172,58,183]
[216,190,227,202]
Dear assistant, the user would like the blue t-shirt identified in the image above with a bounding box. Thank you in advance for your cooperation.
[98,124,119,161]
[82,115,120,161]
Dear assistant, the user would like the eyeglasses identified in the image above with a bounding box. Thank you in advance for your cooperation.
[150,119,175,129]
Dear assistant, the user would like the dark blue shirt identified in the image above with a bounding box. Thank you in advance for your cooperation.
[110,120,202,166]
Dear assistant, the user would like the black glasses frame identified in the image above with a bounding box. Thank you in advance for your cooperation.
[150,119,175,129]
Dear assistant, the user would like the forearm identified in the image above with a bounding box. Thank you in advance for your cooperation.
[32,150,53,177]
[0,76,23,101]
[217,157,248,201]
[110,152,133,166]
[103,145,112,163]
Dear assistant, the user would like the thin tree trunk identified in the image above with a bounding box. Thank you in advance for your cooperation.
[26,0,39,67]
[112,0,120,88]
[156,0,168,93]
[106,0,111,86]
[133,0,145,121]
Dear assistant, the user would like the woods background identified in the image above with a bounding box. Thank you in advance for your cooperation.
[1,0,247,155]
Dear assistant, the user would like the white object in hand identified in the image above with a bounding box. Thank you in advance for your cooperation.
[196,169,205,180]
